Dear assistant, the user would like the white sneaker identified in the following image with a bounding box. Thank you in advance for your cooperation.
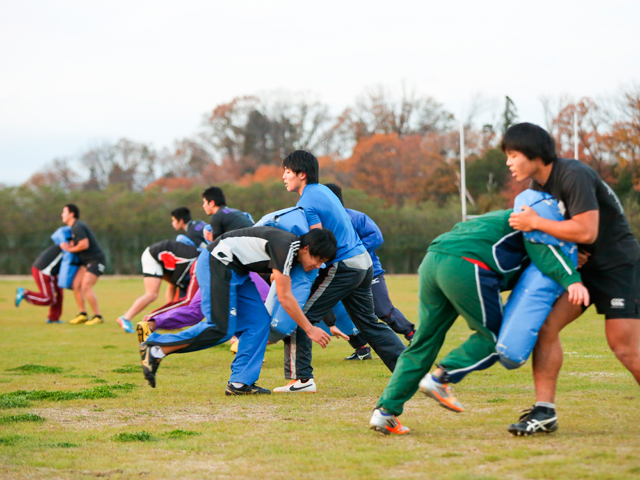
[369,408,410,435]
[273,379,316,393]
[418,373,464,412]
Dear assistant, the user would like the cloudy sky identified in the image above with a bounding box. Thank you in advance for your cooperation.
[1,0,638,185]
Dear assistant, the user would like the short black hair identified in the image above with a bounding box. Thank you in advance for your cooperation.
[64,203,80,219]
[323,183,344,206]
[300,228,337,263]
[282,150,319,184]
[501,122,558,165]
[171,207,191,223]
[202,186,226,206]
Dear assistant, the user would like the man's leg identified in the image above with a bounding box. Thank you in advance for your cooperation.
[605,319,640,386]
[375,253,458,416]
[49,280,64,322]
[81,271,101,317]
[531,293,583,403]
[340,267,406,373]
[23,267,54,306]
[372,274,414,337]
[123,277,162,320]
[72,266,87,313]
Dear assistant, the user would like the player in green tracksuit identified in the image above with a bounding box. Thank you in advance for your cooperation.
[369,209,590,435]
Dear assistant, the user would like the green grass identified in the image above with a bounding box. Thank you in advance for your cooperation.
[5,364,64,375]
[1,275,640,479]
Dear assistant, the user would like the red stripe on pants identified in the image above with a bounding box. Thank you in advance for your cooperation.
[23,266,64,321]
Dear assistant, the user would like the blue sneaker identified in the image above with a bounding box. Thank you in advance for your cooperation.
[46,319,64,324]
[117,316,135,333]
[15,287,25,307]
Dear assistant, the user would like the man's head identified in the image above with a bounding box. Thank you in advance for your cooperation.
[282,150,319,194]
[202,187,226,215]
[298,228,337,272]
[171,207,191,231]
[502,123,558,182]
[323,183,344,206]
[62,203,79,225]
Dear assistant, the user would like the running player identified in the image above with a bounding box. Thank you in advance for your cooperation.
[324,183,415,360]
[369,208,589,435]
[138,227,337,395]
[274,151,406,393]
[504,122,640,435]
[171,207,207,249]
[61,204,106,326]
[15,242,64,323]
[116,240,200,333]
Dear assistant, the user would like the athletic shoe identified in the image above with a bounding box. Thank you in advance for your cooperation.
[136,321,151,344]
[116,316,134,333]
[273,379,317,393]
[418,373,464,412]
[344,347,373,361]
[15,287,25,307]
[139,342,161,388]
[508,406,558,436]
[46,319,64,324]
[85,315,104,325]
[224,383,271,396]
[69,313,88,325]
[369,408,410,435]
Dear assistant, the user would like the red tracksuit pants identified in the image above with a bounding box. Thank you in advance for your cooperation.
[23,266,64,321]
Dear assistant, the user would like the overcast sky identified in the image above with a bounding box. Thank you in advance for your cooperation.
[1,0,638,185]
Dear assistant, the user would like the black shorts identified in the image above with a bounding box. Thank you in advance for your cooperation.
[83,255,106,277]
[581,259,640,319]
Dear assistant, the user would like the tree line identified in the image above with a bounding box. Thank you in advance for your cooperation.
[7,83,640,274]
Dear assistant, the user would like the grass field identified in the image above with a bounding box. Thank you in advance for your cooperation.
[1,275,639,480]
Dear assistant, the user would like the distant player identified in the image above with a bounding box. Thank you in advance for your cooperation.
[60,204,106,326]
[369,208,589,435]
[171,207,207,249]
[274,150,406,393]
[201,187,253,242]
[138,227,337,395]
[505,122,640,435]
[324,183,415,360]
[116,240,200,333]
[15,243,64,324]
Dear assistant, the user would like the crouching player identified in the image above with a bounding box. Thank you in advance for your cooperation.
[369,209,589,434]
[138,227,337,395]
[116,240,200,333]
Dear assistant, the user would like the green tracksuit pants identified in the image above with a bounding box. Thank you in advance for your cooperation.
[377,252,503,415]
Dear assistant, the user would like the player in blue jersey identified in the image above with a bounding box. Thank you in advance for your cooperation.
[324,183,415,360]
[273,150,406,393]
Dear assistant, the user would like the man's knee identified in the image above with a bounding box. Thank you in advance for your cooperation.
[608,338,640,365]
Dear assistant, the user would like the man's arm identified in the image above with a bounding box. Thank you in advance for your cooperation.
[509,208,599,244]
[309,223,322,230]
[272,270,330,348]
[165,282,177,303]
[355,214,383,252]
[60,238,89,253]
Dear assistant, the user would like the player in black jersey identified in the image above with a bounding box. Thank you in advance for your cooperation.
[138,227,337,395]
[201,186,253,242]
[15,244,65,323]
[171,207,207,249]
[504,123,640,435]
[116,240,200,333]
[60,204,106,326]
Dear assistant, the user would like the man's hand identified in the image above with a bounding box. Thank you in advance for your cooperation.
[509,206,540,232]
[59,242,70,252]
[329,325,350,340]
[203,230,213,242]
[306,326,331,348]
[577,250,591,268]
[567,282,590,307]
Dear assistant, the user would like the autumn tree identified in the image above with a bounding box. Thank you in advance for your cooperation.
[25,158,80,191]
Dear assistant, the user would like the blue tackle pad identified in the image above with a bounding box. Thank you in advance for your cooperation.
[50,226,79,290]
[496,190,578,369]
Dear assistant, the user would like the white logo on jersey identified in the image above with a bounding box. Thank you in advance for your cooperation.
[230,308,237,316]
[611,298,625,308]
[557,201,566,217]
